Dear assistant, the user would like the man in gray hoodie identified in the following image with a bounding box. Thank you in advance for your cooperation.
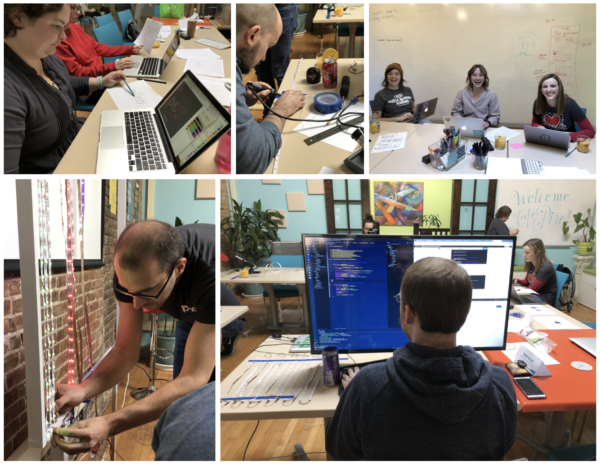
[326,257,518,461]
[236,4,305,174]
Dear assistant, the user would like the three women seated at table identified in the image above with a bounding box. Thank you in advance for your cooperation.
[373,62,595,142]
[4,4,136,174]
[513,238,558,306]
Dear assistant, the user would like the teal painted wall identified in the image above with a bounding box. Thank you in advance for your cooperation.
[232,180,327,241]
[152,180,215,225]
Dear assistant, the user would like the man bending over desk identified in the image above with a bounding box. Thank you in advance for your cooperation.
[236,4,305,174]
[326,257,518,461]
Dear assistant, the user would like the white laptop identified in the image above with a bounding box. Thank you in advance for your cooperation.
[570,337,596,358]
[96,70,231,174]
[444,116,485,138]
[523,125,570,150]
[124,32,180,79]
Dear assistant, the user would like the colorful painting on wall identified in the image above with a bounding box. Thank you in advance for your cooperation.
[373,181,424,226]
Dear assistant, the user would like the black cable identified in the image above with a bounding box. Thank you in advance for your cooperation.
[248,85,364,130]
[135,364,171,383]
[347,354,357,366]
[243,420,260,461]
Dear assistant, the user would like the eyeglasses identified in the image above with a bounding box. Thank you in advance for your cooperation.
[394,293,416,316]
[114,260,178,300]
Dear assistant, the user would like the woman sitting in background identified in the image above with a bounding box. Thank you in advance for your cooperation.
[513,238,558,306]
[4,4,125,174]
[371,63,431,124]
[532,73,595,142]
[451,64,500,129]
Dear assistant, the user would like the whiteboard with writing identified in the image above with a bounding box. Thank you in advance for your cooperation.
[369,4,596,127]
[496,180,596,246]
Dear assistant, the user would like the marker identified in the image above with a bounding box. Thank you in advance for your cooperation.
[136,78,167,84]
[122,77,135,96]
[565,147,577,158]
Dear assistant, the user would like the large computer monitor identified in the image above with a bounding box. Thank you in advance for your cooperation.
[302,234,516,353]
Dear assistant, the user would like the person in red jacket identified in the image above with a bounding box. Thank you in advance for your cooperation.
[56,4,143,102]
[532,73,595,143]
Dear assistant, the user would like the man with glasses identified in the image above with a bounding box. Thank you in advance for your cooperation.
[53,220,217,456]
[326,257,517,461]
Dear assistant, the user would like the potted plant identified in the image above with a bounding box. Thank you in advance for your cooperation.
[420,214,442,229]
[562,209,596,256]
[221,199,283,296]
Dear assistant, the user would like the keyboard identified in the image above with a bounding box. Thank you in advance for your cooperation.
[138,57,160,76]
[196,38,231,50]
[521,159,544,174]
[338,359,388,396]
[125,111,168,172]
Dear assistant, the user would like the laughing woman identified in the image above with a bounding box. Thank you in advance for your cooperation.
[371,63,431,124]
[532,73,595,142]
[451,64,500,129]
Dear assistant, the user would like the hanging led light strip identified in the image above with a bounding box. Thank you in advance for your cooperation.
[78,180,94,374]
[38,180,56,443]
[61,180,77,385]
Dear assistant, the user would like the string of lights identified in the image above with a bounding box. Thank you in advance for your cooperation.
[78,180,94,374]
[61,180,77,385]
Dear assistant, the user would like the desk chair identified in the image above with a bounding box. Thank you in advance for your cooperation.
[92,22,125,64]
[95,13,114,27]
[370,100,374,109]
[74,97,95,114]
[130,310,173,400]
[117,9,135,45]
[154,4,160,17]
[335,22,364,57]
[554,271,569,309]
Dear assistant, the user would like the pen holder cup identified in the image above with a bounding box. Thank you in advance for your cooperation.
[428,140,467,171]
[473,154,488,170]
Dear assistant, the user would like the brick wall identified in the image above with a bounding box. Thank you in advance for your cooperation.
[3,180,119,459]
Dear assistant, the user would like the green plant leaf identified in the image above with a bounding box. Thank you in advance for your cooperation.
[573,224,585,234]
[175,216,183,227]
[573,212,582,224]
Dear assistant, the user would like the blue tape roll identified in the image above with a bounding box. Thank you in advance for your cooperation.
[314,92,342,114]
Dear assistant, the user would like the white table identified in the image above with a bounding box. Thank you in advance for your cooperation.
[220,268,308,330]
[507,130,596,174]
[369,122,507,174]
[220,306,249,329]
[313,6,364,58]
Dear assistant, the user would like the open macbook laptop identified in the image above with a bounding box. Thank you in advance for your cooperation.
[124,32,180,79]
[511,285,547,305]
[523,125,570,150]
[444,116,484,138]
[413,98,438,123]
[569,337,596,358]
[97,70,231,174]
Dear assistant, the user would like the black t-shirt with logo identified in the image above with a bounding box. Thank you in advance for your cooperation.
[372,87,415,119]
[532,98,586,133]
[113,224,215,325]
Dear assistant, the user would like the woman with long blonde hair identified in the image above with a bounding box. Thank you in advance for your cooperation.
[513,238,558,305]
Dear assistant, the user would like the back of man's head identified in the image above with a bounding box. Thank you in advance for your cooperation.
[236,4,279,38]
[401,257,472,334]
[114,220,183,273]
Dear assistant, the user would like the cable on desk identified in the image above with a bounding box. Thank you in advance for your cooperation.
[243,420,260,461]
[252,451,327,461]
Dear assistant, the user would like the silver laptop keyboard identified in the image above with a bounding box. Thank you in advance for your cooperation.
[139,57,160,76]
[125,111,167,171]
[196,38,231,49]
[521,159,544,175]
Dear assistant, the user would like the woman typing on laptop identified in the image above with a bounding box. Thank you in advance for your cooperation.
[55,4,143,104]
[512,238,558,306]
[4,4,126,174]
[532,73,595,143]
[371,63,431,124]
[451,64,500,129]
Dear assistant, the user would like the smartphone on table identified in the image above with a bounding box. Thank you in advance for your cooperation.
[513,377,547,400]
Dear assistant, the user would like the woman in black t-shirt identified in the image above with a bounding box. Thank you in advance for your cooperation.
[532,74,595,143]
[513,238,558,305]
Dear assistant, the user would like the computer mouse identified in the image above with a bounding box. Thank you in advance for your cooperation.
[180,33,191,40]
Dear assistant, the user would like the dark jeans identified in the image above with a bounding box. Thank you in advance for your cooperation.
[222,318,245,340]
[254,4,299,90]
[173,320,216,382]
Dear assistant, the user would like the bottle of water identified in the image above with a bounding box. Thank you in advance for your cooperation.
[214,107,231,173]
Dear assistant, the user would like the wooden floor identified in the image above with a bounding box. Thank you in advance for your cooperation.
[75,359,173,461]
[221,294,596,461]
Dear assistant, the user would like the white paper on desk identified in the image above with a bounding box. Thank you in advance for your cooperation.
[159,31,171,38]
[485,157,522,176]
[196,77,231,107]
[507,320,527,334]
[516,288,539,295]
[160,26,173,33]
[371,132,407,153]
[176,48,221,60]
[106,81,162,111]
[319,166,343,174]
[502,342,559,366]
[293,102,365,153]
[485,126,520,141]
[178,18,206,30]
[182,57,224,77]
[543,166,584,176]
[515,305,557,316]
[513,345,553,376]
[533,316,582,330]
[579,169,591,175]
[134,18,162,54]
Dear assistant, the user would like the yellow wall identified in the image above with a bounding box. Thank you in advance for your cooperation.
[369,179,454,235]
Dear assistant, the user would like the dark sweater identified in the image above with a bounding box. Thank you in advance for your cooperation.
[4,44,88,174]
[326,342,518,461]
[487,218,510,235]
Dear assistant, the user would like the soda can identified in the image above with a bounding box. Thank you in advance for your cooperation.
[323,59,337,88]
[322,346,341,386]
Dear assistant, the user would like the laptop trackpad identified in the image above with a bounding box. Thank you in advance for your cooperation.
[132,62,141,69]
[101,127,125,150]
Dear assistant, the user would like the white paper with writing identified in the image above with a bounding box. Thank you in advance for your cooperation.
[371,132,407,153]
[107,81,162,111]
[134,18,163,54]
[182,58,224,78]
[176,49,221,60]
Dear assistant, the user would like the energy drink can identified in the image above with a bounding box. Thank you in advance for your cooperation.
[323,59,337,89]
[322,346,341,386]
